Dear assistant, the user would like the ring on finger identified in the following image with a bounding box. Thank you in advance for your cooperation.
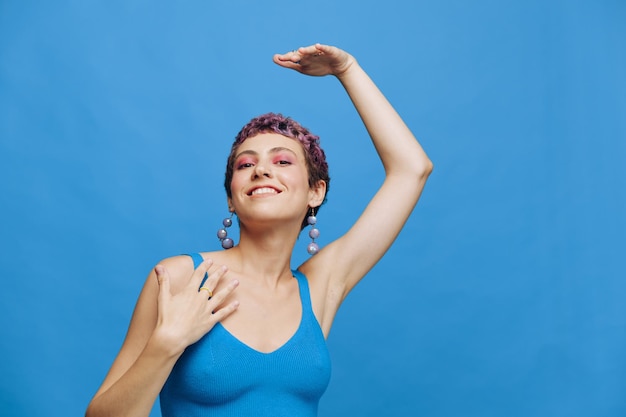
[199,287,213,297]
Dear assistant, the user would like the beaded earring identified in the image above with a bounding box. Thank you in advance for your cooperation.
[306,208,320,256]
[217,212,235,249]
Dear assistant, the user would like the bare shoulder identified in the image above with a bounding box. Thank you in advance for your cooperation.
[197,250,234,270]
[152,254,197,294]
[128,254,198,328]
[160,250,231,290]
[198,250,229,261]
[157,254,195,270]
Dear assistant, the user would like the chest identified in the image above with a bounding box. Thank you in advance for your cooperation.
[161,302,331,410]
[219,277,303,353]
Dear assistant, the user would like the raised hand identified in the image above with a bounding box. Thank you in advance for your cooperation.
[153,259,239,354]
[273,43,355,77]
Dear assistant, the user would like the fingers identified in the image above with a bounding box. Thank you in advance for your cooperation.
[207,277,239,309]
[274,48,301,61]
[190,258,214,288]
[197,273,239,329]
[313,43,335,56]
[197,264,229,298]
[293,43,331,58]
[298,43,327,56]
[206,279,240,324]
[154,264,171,294]
[274,44,327,63]
[211,299,240,322]
[273,52,302,71]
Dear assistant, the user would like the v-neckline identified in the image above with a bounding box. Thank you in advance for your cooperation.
[216,275,304,355]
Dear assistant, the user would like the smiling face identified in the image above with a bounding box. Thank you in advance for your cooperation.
[224,113,330,229]
[228,133,326,229]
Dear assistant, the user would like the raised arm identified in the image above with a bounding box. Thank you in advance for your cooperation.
[275,44,433,299]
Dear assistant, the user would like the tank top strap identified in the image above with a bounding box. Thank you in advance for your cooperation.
[291,269,313,313]
[185,253,208,288]
[186,252,204,269]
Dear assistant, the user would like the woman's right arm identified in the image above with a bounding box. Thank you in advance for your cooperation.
[85,257,239,417]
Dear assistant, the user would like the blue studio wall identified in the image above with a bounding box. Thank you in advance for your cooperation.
[1,1,625,416]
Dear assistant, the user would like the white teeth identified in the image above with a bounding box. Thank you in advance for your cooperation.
[251,187,278,196]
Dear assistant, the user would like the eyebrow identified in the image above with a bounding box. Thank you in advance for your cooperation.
[234,146,298,160]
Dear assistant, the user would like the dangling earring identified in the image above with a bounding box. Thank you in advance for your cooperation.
[217,212,235,249]
[306,208,320,256]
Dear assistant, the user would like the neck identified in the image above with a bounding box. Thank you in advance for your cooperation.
[229,222,301,288]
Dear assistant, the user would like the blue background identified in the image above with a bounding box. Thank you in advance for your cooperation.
[1,1,625,416]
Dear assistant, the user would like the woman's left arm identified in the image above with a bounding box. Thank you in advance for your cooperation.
[275,44,433,298]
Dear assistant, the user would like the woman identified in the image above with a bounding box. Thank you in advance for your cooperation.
[86,43,433,417]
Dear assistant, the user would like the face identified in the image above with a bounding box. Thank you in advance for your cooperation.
[228,133,325,228]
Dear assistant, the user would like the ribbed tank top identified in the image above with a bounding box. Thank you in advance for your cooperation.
[160,253,331,417]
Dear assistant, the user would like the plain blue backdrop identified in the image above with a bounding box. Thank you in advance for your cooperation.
[1,1,625,416]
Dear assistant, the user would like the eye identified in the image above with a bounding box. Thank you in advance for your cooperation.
[273,153,294,166]
[235,155,257,169]
[236,161,255,169]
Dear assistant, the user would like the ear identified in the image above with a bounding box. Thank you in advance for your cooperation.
[308,180,327,208]
[227,197,234,213]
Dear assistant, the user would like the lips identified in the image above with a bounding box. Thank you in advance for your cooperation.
[248,186,281,196]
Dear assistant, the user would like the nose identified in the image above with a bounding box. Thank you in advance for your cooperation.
[253,162,272,179]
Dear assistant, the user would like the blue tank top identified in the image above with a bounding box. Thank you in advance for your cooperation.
[160,253,331,417]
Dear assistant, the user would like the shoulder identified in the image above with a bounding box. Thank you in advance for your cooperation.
[158,250,224,273]
[161,251,232,291]
[151,254,197,295]
[156,254,195,274]
[131,254,198,312]
[197,250,234,270]
[197,250,226,263]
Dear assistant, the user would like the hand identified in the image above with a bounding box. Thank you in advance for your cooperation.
[273,43,356,77]
[153,259,239,353]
